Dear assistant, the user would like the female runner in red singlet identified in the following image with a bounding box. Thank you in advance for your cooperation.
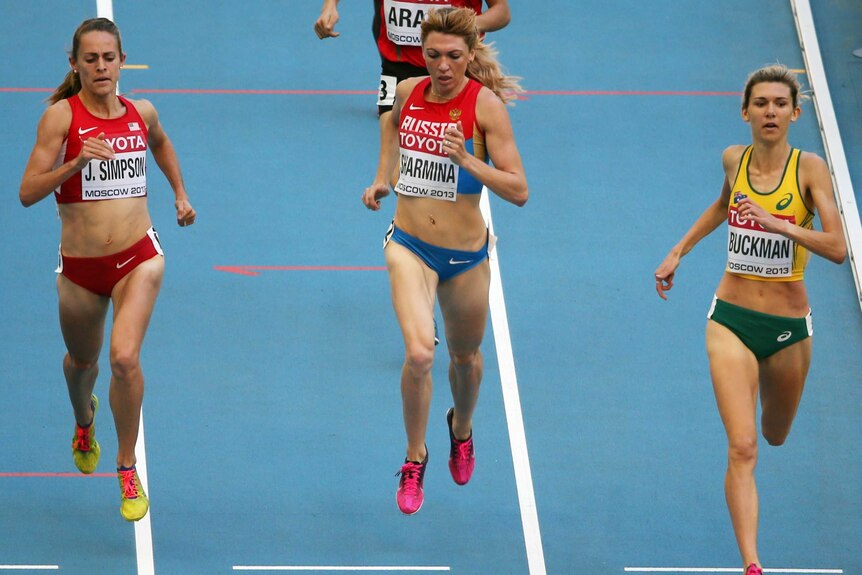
[19,17,196,522]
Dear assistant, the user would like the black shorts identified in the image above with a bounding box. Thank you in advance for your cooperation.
[377,58,428,116]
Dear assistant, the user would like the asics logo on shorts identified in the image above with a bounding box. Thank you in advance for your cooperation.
[776,330,792,342]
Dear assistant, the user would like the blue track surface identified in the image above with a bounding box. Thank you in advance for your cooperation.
[1,1,860,573]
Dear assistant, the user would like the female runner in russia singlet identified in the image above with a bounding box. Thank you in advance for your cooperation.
[395,76,486,201]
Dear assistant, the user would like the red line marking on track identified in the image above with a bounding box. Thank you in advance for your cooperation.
[134,89,743,97]
[0,87,742,97]
[131,88,378,95]
[0,472,115,478]
[523,90,741,96]
[214,265,387,276]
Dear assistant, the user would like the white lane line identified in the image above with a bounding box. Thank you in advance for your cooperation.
[96,0,113,21]
[134,409,155,575]
[791,0,862,313]
[480,189,547,575]
[90,4,156,572]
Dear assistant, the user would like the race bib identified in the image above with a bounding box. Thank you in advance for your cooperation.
[384,0,451,46]
[395,148,458,202]
[378,74,397,107]
[80,132,147,201]
[726,206,796,277]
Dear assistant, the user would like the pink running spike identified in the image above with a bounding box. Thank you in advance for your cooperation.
[396,456,427,515]
[447,408,475,485]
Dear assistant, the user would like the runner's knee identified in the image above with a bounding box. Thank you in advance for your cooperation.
[404,343,434,378]
[65,352,97,372]
[109,346,141,381]
[449,348,480,368]
[727,435,758,466]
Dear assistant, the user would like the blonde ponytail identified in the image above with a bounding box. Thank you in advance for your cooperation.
[466,40,522,105]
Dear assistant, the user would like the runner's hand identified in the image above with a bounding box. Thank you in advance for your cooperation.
[75,132,114,169]
[737,198,788,234]
[443,122,466,165]
[362,182,390,211]
[176,198,196,227]
[314,6,340,39]
[654,252,680,300]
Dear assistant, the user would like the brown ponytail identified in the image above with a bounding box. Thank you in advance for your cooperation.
[49,70,82,105]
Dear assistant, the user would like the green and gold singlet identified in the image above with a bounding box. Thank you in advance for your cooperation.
[726,146,814,281]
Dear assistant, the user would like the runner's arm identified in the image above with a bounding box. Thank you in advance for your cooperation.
[477,0,511,34]
[19,103,111,207]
